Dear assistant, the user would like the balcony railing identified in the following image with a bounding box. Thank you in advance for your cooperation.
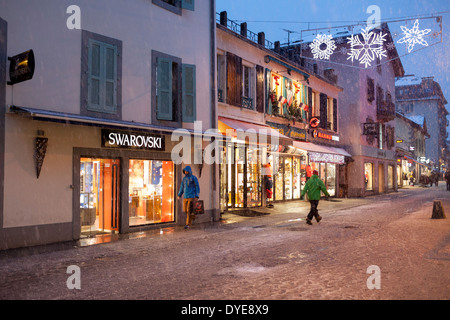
[241,97,253,110]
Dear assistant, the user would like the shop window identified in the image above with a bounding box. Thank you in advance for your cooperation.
[284,158,292,200]
[326,164,336,197]
[365,163,374,191]
[129,160,174,226]
[388,165,394,189]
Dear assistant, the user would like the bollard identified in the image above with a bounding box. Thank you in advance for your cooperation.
[431,200,446,219]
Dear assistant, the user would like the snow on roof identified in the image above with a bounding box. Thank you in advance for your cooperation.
[405,114,425,126]
[395,75,422,86]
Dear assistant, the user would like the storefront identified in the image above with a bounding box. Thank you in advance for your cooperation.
[218,117,293,211]
[74,128,180,238]
[3,106,217,248]
[218,117,351,211]
[293,141,350,198]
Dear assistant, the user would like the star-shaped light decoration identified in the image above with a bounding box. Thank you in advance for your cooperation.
[397,19,432,53]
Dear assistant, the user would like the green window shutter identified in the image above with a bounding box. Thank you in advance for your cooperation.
[88,40,101,111]
[104,43,118,113]
[87,39,117,114]
[181,0,194,11]
[157,58,173,121]
[182,64,196,122]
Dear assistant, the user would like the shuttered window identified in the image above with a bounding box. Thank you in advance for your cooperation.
[87,39,118,114]
[181,0,194,11]
[182,64,196,122]
[156,58,173,121]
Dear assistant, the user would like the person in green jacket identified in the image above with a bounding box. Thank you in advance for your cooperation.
[300,170,330,225]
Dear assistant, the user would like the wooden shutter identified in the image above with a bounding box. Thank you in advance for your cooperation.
[333,98,338,132]
[181,0,194,11]
[88,39,117,114]
[88,40,101,110]
[307,87,312,121]
[319,93,328,129]
[256,65,264,113]
[104,44,117,113]
[226,52,242,107]
[157,58,173,121]
[182,64,196,122]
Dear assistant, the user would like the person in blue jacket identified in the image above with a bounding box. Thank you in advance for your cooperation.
[177,166,200,229]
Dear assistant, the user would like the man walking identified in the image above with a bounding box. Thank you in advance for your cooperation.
[178,166,200,229]
[301,170,330,225]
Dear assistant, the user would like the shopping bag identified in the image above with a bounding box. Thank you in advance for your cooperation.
[193,199,204,215]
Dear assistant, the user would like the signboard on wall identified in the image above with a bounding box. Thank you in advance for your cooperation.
[309,152,345,164]
[363,123,378,136]
[102,129,165,151]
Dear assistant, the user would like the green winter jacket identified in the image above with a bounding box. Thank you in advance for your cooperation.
[301,174,330,200]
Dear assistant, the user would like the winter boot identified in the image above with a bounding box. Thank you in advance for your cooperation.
[316,215,322,223]
[306,219,313,225]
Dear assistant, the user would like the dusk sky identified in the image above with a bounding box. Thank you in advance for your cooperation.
[216,0,450,129]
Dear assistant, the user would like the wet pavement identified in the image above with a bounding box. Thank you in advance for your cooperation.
[0,184,449,301]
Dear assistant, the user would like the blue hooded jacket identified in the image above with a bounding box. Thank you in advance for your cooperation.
[178,166,200,199]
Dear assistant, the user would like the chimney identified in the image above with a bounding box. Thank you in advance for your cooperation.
[258,32,265,46]
[240,22,247,38]
[220,11,227,27]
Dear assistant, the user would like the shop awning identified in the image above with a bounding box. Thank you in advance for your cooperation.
[218,116,293,146]
[9,105,222,138]
[293,140,352,164]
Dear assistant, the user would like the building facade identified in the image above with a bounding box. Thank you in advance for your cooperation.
[0,0,218,250]
[216,12,349,213]
[395,112,430,187]
[395,75,449,173]
[286,23,405,197]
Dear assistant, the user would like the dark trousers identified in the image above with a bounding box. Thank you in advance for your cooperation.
[307,200,320,221]
[447,181,450,191]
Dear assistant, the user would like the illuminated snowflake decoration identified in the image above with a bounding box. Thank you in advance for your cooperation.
[397,19,432,53]
[309,34,337,60]
[347,27,387,68]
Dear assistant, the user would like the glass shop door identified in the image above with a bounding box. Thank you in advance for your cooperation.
[80,158,120,237]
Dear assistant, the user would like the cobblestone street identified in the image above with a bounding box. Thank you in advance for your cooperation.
[0,186,449,301]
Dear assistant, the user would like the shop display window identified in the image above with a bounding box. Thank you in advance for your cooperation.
[365,163,374,191]
[247,148,261,207]
[388,165,394,189]
[129,159,174,226]
[326,164,336,196]
[235,145,245,208]
[275,159,284,201]
[284,157,292,200]
[293,158,301,199]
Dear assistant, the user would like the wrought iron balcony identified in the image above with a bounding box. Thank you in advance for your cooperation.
[241,97,253,110]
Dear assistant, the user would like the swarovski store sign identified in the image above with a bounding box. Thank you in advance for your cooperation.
[101,129,165,151]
